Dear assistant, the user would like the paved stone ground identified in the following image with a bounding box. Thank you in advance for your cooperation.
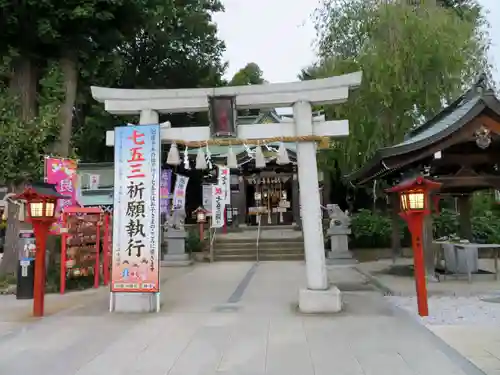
[358,259,500,375]
[0,262,486,375]
[357,258,500,296]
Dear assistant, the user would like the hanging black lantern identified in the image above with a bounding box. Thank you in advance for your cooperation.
[208,95,237,138]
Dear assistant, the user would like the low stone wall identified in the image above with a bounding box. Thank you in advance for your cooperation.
[352,248,413,262]
[352,247,500,262]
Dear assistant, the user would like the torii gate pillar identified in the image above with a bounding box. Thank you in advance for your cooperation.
[92,72,362,313]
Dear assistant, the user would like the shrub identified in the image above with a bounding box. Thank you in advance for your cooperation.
[186,229,204,253]
[432,209,459,239]
[349,209,392,248]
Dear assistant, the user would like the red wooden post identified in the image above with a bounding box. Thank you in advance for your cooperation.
[103,213,110,286]
[32,221,51,318]
[94,219,100,289]
[409,218,428,316]
[60,212,67,294]
[199,221,205,241]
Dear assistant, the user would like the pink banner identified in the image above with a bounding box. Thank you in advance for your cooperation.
[44,158,79,234]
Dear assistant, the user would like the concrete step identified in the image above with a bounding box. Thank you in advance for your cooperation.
[215,242,304,249]
[215,237,303,244]
[214,248,304,256]
[214,253,304,261]
[259,253,304,261]
[214,254,257,261]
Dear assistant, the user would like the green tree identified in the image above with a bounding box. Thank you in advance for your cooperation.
[0,64,63,274]
[308,0,490,178]
[0,0,162,157]
[72,0,227,162]
[230,63,265,86]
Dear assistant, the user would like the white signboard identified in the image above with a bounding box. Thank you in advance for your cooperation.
[211,185,225,228]
[112,124,160,293]
[172,174,189,210]
[202,184,212,211]
[217,166,230,204]
[89,174,100,190]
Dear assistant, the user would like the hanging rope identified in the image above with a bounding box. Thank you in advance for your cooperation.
[165,135,330,149]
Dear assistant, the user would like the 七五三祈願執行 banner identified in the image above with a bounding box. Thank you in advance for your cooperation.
[111,124,160,293]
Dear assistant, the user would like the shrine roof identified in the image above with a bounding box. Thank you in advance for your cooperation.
[347,74,500,186]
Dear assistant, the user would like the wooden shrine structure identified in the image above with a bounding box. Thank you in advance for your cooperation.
[347,74,500,266]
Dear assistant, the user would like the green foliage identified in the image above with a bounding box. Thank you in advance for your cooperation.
[230,63,265,86]
[186,229,204,253]
[0,272,16,289]
[45,262,95,293]
[308,0,490,177]
[72,0,227,162]
[349,209,392,248]
[0,64,62,185]
[432,209,460,239]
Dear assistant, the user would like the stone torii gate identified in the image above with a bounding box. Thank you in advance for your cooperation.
[92,71,362,313]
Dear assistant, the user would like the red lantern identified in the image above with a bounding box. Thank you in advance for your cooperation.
[386,176,442,317]
[13,182,70,317]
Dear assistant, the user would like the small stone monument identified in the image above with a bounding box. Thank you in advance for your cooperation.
[161,207,192,266]
[326,204,357,266]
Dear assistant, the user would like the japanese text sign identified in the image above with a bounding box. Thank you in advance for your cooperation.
[112,124,160,293]
[44,158,78,234]
[160,169,172,215]
[211,185,225,228]
[217,166,230,204]
[172,174,189,211]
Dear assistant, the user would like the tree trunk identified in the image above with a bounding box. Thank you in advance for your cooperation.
[0,184,23,275]
[9,56,38,121]
[55,51,78,157]
[0,56,38,276]
[390,193,401,264]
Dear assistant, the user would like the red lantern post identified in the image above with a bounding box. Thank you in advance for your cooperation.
[194,206,207,242]
[386,176,442,317]
[13,183,70,317]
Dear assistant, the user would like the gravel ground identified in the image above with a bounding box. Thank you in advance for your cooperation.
[387,295,500,325]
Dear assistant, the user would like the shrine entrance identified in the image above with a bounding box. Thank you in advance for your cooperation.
[246,174,293,226]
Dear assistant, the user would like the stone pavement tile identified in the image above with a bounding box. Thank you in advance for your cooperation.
[265,315,314,375]
[161,263,252,313]
[303,317,364,375]
[74,315,168,375]
[468,355,500,373]
[166,314,233,375]
[0,315,132,375]
[216,315,269,374]
[122,314,206,375]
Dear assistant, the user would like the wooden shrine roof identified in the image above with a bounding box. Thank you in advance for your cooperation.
[347,74,500,191]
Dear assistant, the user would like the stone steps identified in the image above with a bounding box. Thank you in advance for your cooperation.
[213,235,305,262]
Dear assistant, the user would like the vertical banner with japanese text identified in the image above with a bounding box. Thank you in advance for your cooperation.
[44,158,79,234]
[217,166,230,204]
[172,174,189,211]
[160,169,172,215]
[111,124,160,293]
[211,185,224,228]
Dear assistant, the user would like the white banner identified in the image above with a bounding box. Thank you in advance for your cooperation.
[217,166,230,204]
[89,174,100,190]
[202,184,212,211]
[172,174,189,211]
[211,185,225,228]
[112,124,160,293]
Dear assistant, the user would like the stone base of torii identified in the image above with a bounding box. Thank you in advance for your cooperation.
[92,72,362,314]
